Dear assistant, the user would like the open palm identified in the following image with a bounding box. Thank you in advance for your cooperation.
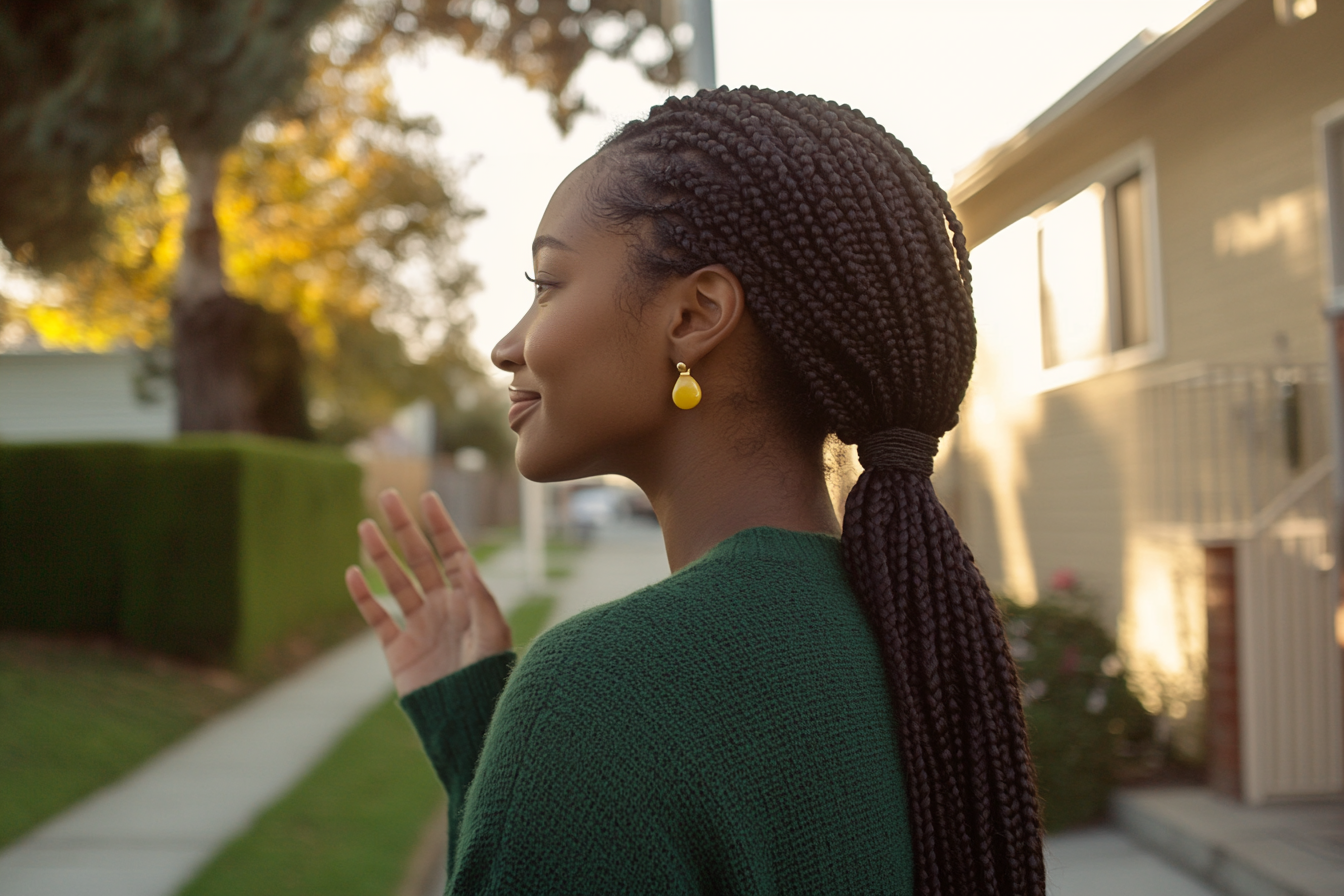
[345,489,512,697]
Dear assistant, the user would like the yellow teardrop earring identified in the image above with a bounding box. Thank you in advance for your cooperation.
[672,362,702,410]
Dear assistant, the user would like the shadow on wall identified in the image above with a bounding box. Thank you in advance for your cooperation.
[957,376,1208,760]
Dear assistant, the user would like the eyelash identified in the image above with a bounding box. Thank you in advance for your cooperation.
[524,271,558,297]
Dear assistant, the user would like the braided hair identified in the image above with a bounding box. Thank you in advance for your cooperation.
[595,86,1045,895]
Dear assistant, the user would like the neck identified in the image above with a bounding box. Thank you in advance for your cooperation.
[631,424,839,572]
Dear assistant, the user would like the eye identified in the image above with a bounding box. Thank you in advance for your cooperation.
[524,271,559,299]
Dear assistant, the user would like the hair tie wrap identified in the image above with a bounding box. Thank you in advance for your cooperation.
[857,428,940,476]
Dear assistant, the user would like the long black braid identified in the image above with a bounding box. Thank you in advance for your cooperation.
[595,86,1045,895]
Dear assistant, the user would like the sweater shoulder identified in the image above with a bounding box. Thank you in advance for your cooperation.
[508,526,874,711]
[531,528,853,655]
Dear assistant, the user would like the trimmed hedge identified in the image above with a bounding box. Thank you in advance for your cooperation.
[0,436,364,670]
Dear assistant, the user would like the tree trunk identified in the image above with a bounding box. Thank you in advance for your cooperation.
[174,148,227,308]
[171,144,313,439]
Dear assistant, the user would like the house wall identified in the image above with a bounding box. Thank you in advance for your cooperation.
[945,0,1344,728]
[0,352,175,442]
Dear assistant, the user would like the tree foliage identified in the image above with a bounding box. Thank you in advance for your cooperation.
[2,0,685,270]
[331,0,687,131]
[0,0,343,272]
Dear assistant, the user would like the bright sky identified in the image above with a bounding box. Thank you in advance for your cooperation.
[390,0,1210,379]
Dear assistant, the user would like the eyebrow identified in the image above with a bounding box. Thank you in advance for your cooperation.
[531,235,575,256]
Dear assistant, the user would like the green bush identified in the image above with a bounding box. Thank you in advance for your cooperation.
[0,443,141,633]
[1000,587,1155,831]
[0,436,365,670]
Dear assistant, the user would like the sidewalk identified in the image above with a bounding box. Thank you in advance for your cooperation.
[1115,787,1344,896]
[477,515,669,622]
[1046,826,1222,895]
[549,516,669,625]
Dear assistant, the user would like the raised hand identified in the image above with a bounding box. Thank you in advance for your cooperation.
[345,489,512,697]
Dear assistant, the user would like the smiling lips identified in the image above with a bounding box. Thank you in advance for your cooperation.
[508,388,540,428]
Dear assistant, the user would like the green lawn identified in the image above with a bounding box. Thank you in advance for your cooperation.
[177,594,557,896]
[507,593,556,656]
[178,697,441,896]
[0,634,252,849]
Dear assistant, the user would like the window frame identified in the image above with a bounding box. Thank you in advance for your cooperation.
[1317,100,1344,309]
[1030,142,1165,392]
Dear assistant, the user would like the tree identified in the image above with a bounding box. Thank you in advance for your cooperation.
[1,0,687,433]
[23,55,492,443]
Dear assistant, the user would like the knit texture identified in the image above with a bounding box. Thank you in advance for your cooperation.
[401,526,913,894]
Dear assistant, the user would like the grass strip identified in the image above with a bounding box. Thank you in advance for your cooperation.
[507,594,556,656]
[177,595,557,896]
[178,697,440,896]
[0,634,249,849]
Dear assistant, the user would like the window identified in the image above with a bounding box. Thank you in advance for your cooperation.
[1038,185,1109,368]
[1112,173,1151,348]
[1035,161,1158,377]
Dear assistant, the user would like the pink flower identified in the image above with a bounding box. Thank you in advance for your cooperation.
[1050,568,1078,592]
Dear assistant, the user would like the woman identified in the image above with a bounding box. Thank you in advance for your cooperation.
[346,86,1045,895]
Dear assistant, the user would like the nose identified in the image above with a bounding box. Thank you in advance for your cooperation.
[491,305,531,373]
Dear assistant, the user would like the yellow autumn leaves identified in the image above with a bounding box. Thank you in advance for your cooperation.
[20,58,474,365]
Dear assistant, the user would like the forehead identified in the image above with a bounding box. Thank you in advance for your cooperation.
[534,155,605,249]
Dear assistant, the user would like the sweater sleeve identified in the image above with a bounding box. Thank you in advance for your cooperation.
[408,630,702,896]
[399,651,515,869]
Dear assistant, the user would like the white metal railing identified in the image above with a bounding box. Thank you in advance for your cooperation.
[1139,363,1331,532]
[1139,362,1342,802]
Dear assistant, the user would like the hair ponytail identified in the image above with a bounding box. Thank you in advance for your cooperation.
[599,86,1046,895]
[845,470,1043,893]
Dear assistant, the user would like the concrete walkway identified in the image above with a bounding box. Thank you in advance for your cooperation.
[0,632,392,896]
[1115,787,1344,896]
[1047,827,1223,895]
[549,516,669,624]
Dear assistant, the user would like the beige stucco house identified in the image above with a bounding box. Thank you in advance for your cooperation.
[943,0,1344,803]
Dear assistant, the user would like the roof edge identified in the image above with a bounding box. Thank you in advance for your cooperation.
[949,0,1248,205]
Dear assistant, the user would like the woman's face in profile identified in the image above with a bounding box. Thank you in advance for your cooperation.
[491,157,676,483]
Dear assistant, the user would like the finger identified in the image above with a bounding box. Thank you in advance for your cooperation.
[357,518,425,616]
[441,549,501,623]
[379,489,447,599]
[345,565,402,645]
[441,548,483,596]
[422,491,469,561]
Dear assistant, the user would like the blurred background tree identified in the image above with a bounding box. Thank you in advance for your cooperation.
[23,56,487,444]
[0,0,686,443]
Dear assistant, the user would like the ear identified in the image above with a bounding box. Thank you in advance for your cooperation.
[663,264,746,365]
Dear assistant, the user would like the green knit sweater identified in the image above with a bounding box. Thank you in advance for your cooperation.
[401,526,913,894]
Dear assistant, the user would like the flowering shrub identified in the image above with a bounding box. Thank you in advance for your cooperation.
[1000,582,1155,831]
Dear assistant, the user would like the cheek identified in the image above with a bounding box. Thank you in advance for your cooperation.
[527,303,666,425]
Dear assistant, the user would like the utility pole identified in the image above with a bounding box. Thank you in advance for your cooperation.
[680,0,717,89]
[522,477,546,593]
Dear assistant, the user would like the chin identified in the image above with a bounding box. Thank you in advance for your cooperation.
[514,440,601,484]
